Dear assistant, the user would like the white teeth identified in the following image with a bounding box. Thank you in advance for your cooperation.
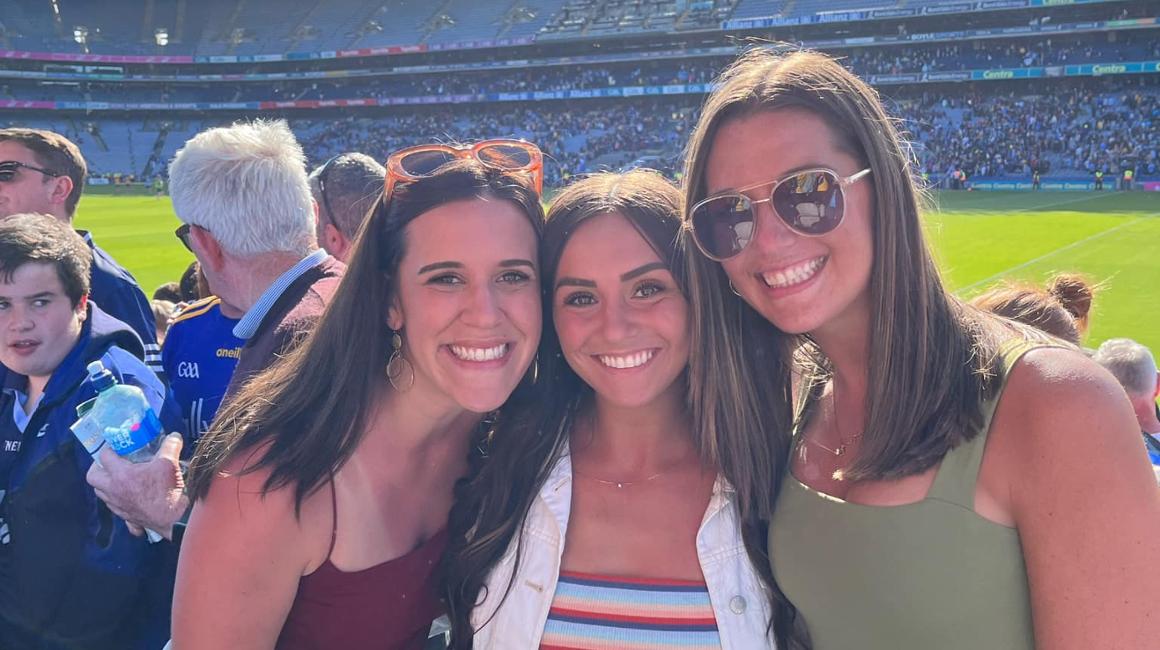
[598,350,655,369]
[449,343,508,362]
[761,257,825,289]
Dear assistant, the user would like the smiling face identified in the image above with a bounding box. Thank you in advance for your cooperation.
[0,262,86,392]
[0,141,68,220]
[388,196,541,414]
[704,108,875,337]
[552,212,690,411]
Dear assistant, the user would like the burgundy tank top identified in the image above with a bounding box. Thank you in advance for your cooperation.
[276,484,447,650]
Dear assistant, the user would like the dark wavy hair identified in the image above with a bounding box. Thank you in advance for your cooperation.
[0,212,92,306]
[442,169,714,647]
[187,158,544,508]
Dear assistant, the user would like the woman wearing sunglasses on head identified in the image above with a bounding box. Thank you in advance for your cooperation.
[682,49,1160,650]
[173,141,546,649]
[443,170,776,649]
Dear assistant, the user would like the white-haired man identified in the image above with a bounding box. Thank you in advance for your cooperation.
[1092,338,1160,466]
[307,152,385,262]
[86,120,344,545]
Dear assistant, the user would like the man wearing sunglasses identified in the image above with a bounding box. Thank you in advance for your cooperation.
[87,119,343,553]
[307,152,385,263]
[0,128,159,373]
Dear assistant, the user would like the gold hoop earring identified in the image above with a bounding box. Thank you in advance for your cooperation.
[386,330,414,391]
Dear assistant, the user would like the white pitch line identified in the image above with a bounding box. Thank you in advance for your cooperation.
[957,214,1154,293]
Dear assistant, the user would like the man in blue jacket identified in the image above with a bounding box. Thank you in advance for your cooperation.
[0,213,176,649]
[0,128,159,372]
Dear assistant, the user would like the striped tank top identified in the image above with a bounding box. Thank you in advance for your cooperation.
[540,570,721,650]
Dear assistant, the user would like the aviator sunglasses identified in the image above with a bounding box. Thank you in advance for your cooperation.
[689,167,871,261]
[384,139,543,199]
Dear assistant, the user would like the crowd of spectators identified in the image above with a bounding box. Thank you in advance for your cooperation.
[8,30,1160,106]
[295,100,698,187]
[12,74,1157,185]
[900,80,1160,179]
[846,31,1160,75]
[291,77,1158,184]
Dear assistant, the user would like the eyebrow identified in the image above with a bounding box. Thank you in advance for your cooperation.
[0,291,55,301]
[417,261,462,275]
[710,163,827,196]
[555,277,596,290]
[555,262,668,292]
[418,259,536,275]
[621,262,666,282]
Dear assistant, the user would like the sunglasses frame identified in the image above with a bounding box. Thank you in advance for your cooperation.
[0,160,63,181]
[689,167,872,261]
[175,222,212,253]
[383,139,543,200]
[314,154,340,230]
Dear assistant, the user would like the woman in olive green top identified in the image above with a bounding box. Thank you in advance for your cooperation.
[680,49,1160,649]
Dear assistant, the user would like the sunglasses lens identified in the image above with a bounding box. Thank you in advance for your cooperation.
[772,171,844,235]
[398,150,458,177]
[477,144,533,170]
[691,195,755,260]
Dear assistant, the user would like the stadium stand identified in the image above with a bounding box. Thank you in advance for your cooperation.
[0,0,1156,190]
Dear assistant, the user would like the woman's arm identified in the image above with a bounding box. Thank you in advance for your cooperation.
[1005,348,1160,649]
[171,453,330,649]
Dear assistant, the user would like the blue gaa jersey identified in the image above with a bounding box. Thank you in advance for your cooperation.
[161,298,243,443]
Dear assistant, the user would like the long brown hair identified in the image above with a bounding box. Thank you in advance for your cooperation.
[684,48,1009,483]
[187,159,544,508]
[971,273,1096,345]
[443,170,712,647]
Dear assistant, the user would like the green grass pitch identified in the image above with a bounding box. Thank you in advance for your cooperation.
[74,190,1159,353]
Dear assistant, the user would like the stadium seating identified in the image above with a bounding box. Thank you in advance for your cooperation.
[1,0,1156,187]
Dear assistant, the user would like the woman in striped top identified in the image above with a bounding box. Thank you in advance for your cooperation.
[443,170,781,649]
[542,572,721,650]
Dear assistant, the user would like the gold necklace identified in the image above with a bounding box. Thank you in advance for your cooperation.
[807,380,862,457]
[573,468,666,489]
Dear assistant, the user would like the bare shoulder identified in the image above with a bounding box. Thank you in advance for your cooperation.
[192,444,332,572]
[989,349,1160,647]
[174,446,333,647]
[997,346,1137,454]
[990,344,1156,516]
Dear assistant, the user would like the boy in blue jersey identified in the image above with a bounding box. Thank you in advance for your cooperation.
[0,214,178,650]
[162,295,244,442]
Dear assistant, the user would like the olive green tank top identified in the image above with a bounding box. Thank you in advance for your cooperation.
[769,342,1039,650]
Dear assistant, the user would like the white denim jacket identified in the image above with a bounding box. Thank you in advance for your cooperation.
[472,449,776,649]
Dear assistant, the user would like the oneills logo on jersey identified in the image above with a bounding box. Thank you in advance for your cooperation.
[216,347,242,359]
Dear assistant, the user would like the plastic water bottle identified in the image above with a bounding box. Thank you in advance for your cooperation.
[71,360,166,542]
[78,360,164,463]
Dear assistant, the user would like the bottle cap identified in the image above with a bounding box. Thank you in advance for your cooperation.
[86,360,116,392]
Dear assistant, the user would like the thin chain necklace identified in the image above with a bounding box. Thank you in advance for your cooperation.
[807,379,863,458]
[573,468,666,489]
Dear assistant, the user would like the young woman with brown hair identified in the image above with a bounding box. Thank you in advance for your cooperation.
[443,170,777,649]
[174,145,546,650]
[682,48,1160,649]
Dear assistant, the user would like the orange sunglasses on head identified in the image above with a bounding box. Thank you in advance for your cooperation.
[383,139,544,199]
